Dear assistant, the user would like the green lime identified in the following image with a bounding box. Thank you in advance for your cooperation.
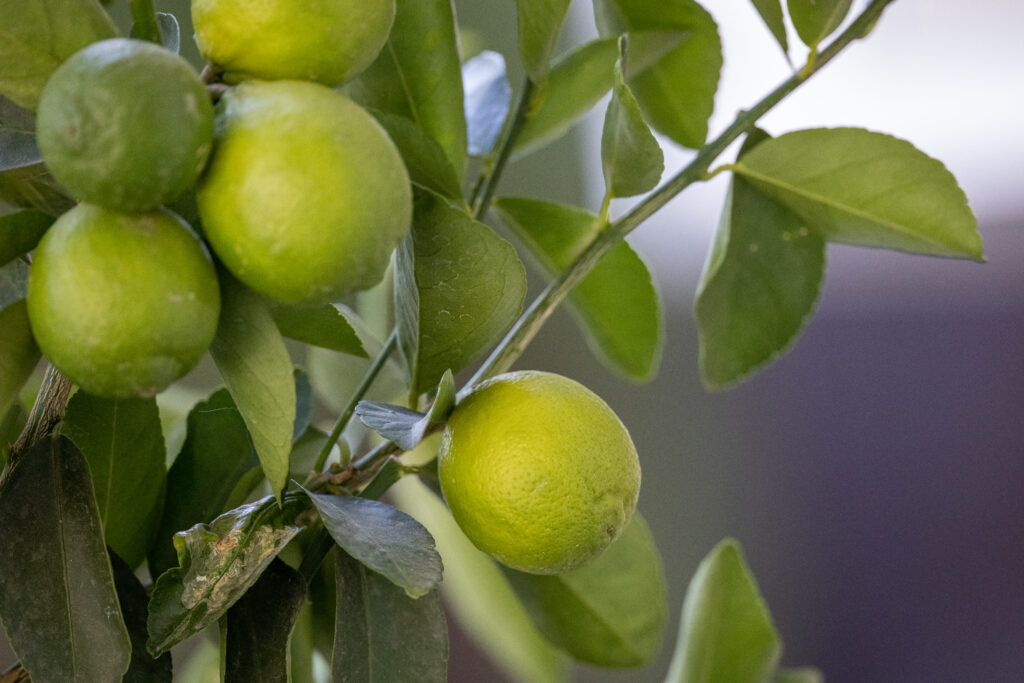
[438,371,641,575]
[27,204,221,398]
[196,80,412,305]
[36,38,214,212]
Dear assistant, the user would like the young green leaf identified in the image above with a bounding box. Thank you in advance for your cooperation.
[0,209,52,267]
[0,436,131,682]
[395,194,527,396]
[109,550,173,682]
[333,548,448,683]
[495,197,662,381]
[62,391,167,568]
[788,0,852,48]
[731,128,984,260]
[601,43,664,198]
[210,274,297,501]
[147,495,306,656]
[370,110,464,200]
[0,299,40,415]
[665,539,781,683]
[223,558,308,683]
[594,0,722,149]
[268,300,368,357]
[750,0,789,56]
[463,50,511,156]
[515,0,572,83]
[304,490,443,598]
[775,667,824,683]
[156,12,180,53]
[504,514,667,668]
[356,369,456,450]
[0,0,119,109]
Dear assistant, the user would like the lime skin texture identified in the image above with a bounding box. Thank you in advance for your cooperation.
[196,80,412,306]
[27,204,221,399]
[192,0,395,86]
[36,38,214,212]
[438,370,641,575]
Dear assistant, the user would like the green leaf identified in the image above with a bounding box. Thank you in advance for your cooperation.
[268,300,367,356]
[495,197,662,381]
[137,11,179,54]
[0,436,131,681]
[0,299,39,415]
[349,0,467,177]
[665,539,781,683]
[0,403,27,472]
[787,0,852,48]
[463,50,511,156]
[0,0,119,109]
[62,391,167,568]
[515,0,572,83]
[355,369,455,450]
[750,0,789,56]
[146,495,305,656]
[357,455,405,502]
[292,367,312,441]
[224,558,308,683]
[149,387,262,578]
[370,110,464,200]
[731,128,984,260]
[0,161,74,215]
[774,667,824,683]
[210,274,296,500]
[333,548,448,682]
[0,209,52,267]
[505,514,667,667]
[305,490,443,598]
[396,194,527,395]
[0,122,40,172]
[0,255,28,309]
[109,550,172,682]
[695,130,825,389]
[594,0,722,149]
[601,41,664,198]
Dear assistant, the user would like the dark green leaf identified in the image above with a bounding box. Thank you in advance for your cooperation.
[357,456,405,502]
[269,300,367,356]
[0,126,40,172]
[349,0,467,177]
[601,42,664,198]
[750,0,789,56]
[0,0,119,109]
[505,514,666,667]
[396,194,527,395]
[0,256,28,309]
[146,495,306,655]
[333,549,448,682]
[0,299,39,415]
[355,369,455,450]
[495,197,662,381]
[0,209,52,267]
[211,274,296,500]
[788,0,852,48]
[731,128,984,260]
[515,0,572,83]
[0,436,131,681]
[463,50,511,156]
[664,539,781,683]
[305,490,442,598]
[594,0,722,149]
[62,391,167,568]
[293,367,312,441]
[370,110,464,200]
[0,403,27,471]
[775,667,824,683]
[149,387,261,577]
[224,558,308,683]
[109,550,173,683]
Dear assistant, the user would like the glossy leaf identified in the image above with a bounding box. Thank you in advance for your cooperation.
[224,558,308,683]
[109,550,172,682]
[788,0,852,48]
[356,369,455,450]
[371,110,464,200]
[731,128,984,260]
[602,44,664,198]
[0,0,118,109]
[147,495,305,655]
[268,300,367,356]
[0,209,52,267]
[0,299,39,415]
[750,0,789,56]
[210,274,296,500]
[463,50,511,156]
[775,667,825,683]
[305,490,443,598]
[396,194,527,395]
[62,391,167,568]
[0,436,131,682]
[333,548,448,682]
[495,197,662,381]
[594,0,722,149]
[505,514,667,667]
[665,539,781,683]
[515,0,572,83]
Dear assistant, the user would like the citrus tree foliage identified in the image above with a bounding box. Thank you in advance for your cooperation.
[0,0,985,680]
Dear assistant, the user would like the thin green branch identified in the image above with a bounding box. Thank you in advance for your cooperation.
[471,79,536,219]
[129,0,163,45]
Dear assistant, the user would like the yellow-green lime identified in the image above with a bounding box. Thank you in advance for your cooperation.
[438,371,641,575]
[36,38,213,212]
[192,0,395,86]
[27,204,221,398]
[196,80,412,305]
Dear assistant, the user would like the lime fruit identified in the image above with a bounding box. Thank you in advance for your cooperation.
[196,80,412,305]
[36,38,214,212]
[27,204,221,398]
[438,370,641,575]
[192,0,395,86]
